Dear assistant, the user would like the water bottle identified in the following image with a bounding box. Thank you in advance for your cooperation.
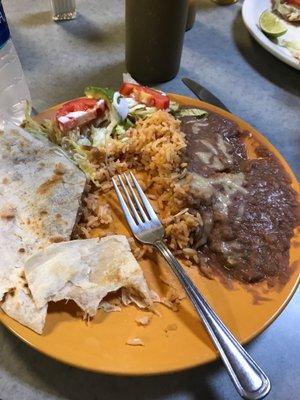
[0,1,31,129]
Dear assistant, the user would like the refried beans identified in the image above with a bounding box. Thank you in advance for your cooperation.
[180,110,300,283]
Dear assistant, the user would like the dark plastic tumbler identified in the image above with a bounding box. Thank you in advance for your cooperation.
[186,0,197,31]
[125,0,188,84]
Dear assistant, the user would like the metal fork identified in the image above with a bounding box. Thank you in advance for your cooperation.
[112,172,271,400]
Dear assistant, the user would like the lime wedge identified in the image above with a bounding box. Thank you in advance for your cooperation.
[259,10,287,38]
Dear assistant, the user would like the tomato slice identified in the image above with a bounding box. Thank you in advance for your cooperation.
[119,83,170,110]
[286,0,300,5]
[56,98,98,117]
[56,98,106,132]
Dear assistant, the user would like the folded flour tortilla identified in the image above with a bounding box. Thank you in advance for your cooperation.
[0,125,154,334]
[0,124,86,332]
[24,236,154,329]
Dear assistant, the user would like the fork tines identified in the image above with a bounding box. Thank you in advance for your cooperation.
[112,172,159,230]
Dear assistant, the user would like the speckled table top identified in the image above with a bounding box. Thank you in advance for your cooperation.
[1,0,299,399]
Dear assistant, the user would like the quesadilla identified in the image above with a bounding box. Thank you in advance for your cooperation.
[0,124,86,332]
[24,235,154,332]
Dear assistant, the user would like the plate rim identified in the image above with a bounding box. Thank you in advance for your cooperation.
[242,0,300,71]
[0,94,299,375]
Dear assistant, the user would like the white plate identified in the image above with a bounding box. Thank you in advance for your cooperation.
[242,0,300,71]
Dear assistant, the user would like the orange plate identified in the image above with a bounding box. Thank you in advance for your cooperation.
[0,94,299,375]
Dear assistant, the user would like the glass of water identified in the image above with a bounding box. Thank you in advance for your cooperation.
[50,0,76,21]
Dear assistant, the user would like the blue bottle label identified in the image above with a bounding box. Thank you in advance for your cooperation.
[0,2,10,48]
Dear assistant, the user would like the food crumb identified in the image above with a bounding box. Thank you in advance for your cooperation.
[2,177,9,184]
[0,205,16,220]
[135,315,152,326]
[164,323,178,333]
[126,337,145,346]
[152,308,161,317]
[39,210,48,216]
[99,301,121,312]
[49,234,66,243]
[8,288,16,297]
[54,162,66,175]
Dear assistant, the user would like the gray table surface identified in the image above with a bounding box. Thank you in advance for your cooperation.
[1,1,299,399]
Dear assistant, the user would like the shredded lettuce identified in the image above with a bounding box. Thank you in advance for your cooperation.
[174,108,208,118]
[169,101,180,113]
[115,124,126,138]
[283,40,300,60]
[128,104,157,120]
[86,84,171,125]
[77,137,91,146]
[22,105,48,136]
[22,105,64,144]
[114,118,134,139]
[85,86,123,142]
[62,138,100,186]
[21,105,94,181]
[91,126,107,147]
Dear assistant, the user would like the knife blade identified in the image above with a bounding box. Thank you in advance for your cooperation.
[182,78,230,112]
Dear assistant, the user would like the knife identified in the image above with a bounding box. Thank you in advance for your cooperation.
[182,78,230,112]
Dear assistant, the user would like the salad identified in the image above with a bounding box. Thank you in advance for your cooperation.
[23,74,206,185]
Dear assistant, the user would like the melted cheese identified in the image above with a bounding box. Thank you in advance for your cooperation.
[210,156,224,170]
[201,139,218,155]
[217,136,233,163]
[190,120,209,134]
[191,172,247,215]
[196,151,212,164]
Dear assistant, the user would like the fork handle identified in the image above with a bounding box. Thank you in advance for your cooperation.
[155,240,271,400]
